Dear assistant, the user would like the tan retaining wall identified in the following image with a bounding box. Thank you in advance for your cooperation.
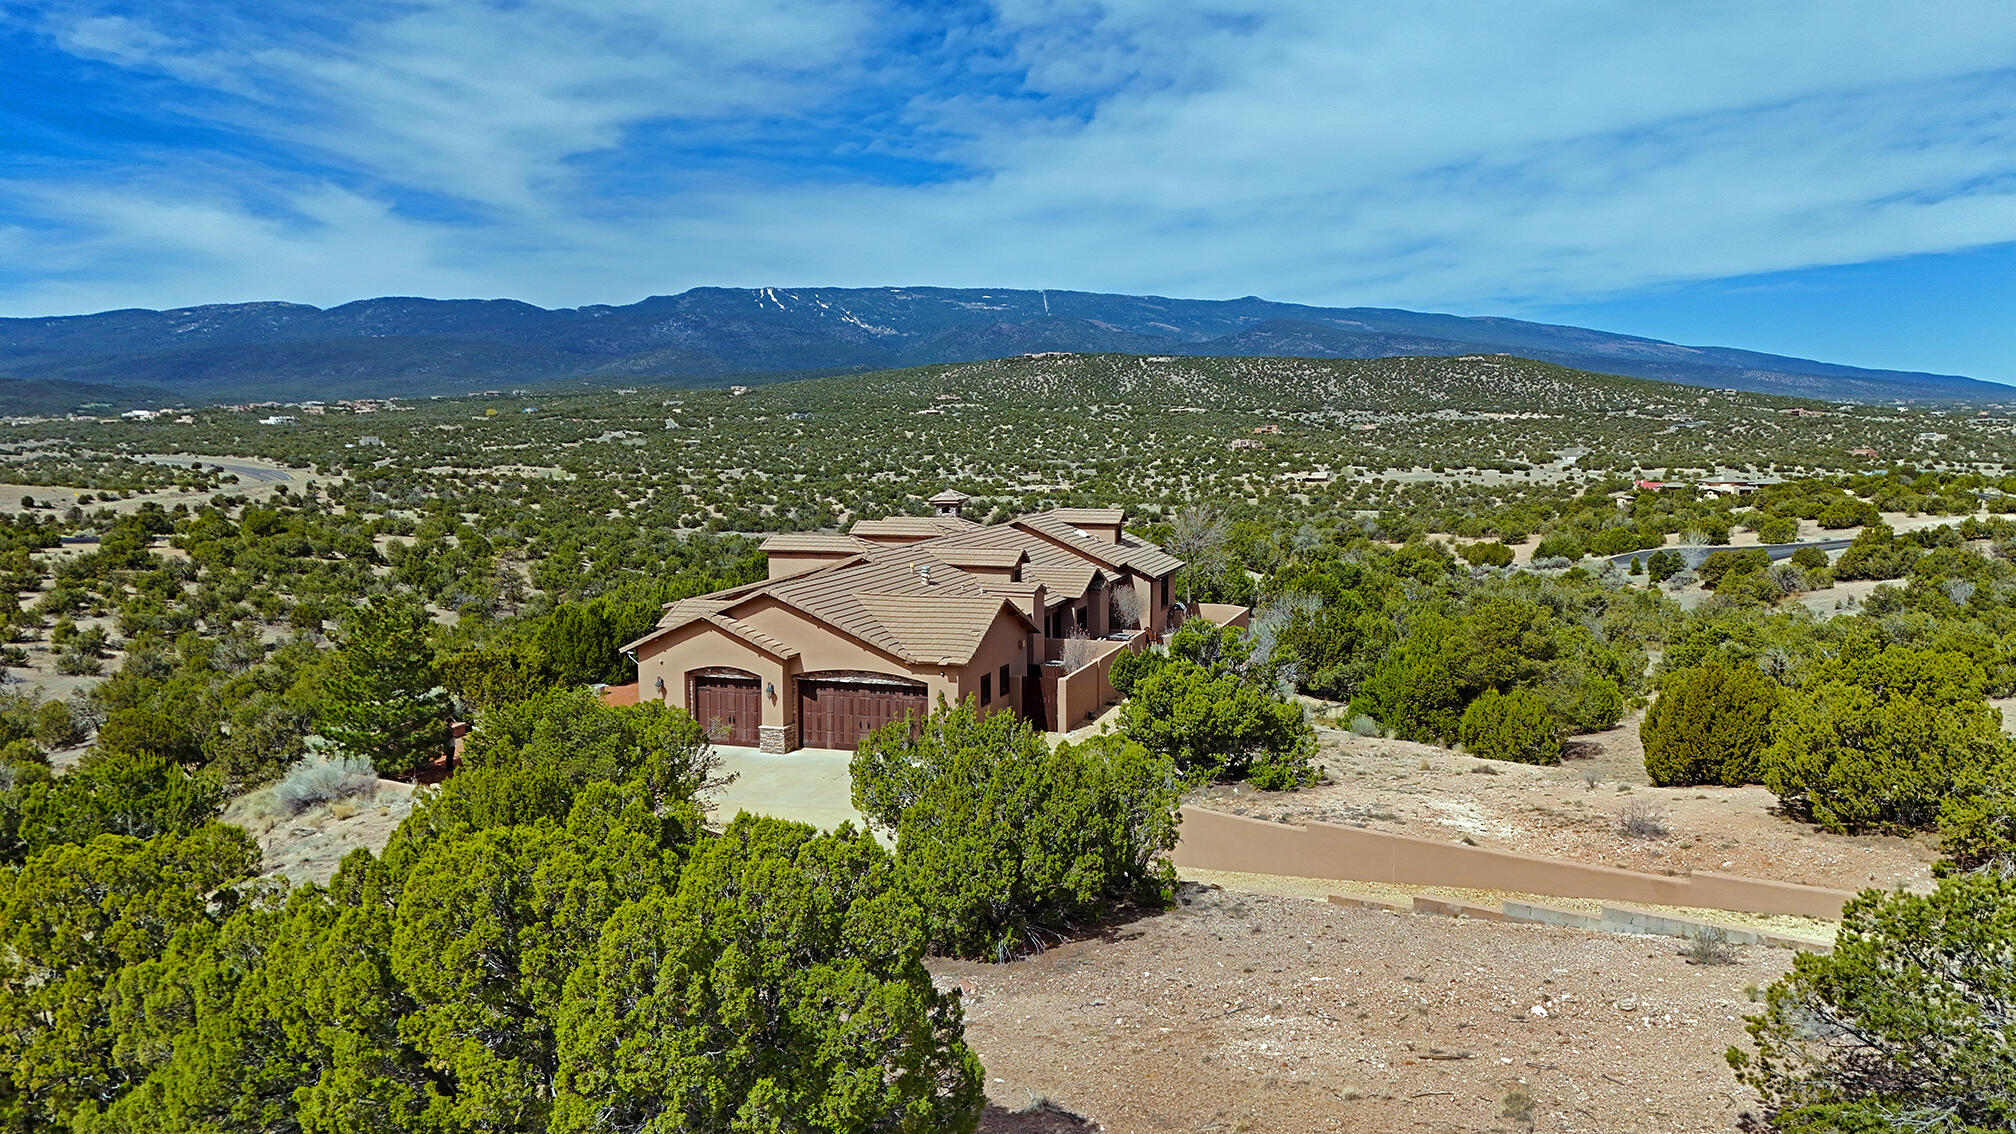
[1172,806,1854,920]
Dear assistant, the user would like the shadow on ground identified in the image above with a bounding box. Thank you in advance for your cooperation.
[979,1100,1098,1132]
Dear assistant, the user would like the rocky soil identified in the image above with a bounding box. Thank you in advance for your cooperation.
[937,884,1789,1133]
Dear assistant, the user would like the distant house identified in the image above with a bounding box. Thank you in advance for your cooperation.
[1633,479,1675,492]
[622,493,1190,752]
[1229,438,1264,450]
[1251,424,1281,435]
[1849,447,1880,459]
[257,415,296,426]
[729,386,751,396]
[1697,479,1763,496]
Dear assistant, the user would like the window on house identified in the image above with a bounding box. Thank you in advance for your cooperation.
[999,663,1010,695]
[981,673,992,705]
[1161,576,1170,605]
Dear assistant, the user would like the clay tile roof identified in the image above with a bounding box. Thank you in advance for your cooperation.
[854,593,1012,666]
[850,516,975,538]
[927,488,971,504]
[1014,512,1183,578]
[936,546,1026,570]
[1045,506,1125,526]
[702,613,799,660]
[758,547,996,661]
[760,532,865,553]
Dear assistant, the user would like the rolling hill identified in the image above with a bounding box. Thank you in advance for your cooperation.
[0,286,2002,408]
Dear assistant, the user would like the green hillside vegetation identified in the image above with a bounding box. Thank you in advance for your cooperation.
[0,351,2011,1128]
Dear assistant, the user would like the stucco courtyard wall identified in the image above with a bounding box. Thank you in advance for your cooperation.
[1171,806,1855,920]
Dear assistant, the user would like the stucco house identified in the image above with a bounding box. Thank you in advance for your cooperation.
[621,494,1186,752]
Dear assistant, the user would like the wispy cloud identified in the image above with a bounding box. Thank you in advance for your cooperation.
[4,0,2015,354]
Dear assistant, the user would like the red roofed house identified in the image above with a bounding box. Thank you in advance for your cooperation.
[622,492,1190,752]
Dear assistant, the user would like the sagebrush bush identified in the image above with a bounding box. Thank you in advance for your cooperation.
[271,755,379,815]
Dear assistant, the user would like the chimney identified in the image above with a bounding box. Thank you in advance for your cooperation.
[928,488,970,518]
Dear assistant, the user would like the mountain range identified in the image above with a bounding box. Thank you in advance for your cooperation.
[0,286,2002,408]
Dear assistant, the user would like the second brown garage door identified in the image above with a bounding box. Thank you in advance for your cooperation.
[692,673,760,746]
[798,676,927,750]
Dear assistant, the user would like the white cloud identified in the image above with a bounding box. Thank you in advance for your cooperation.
[5,0,2016,319]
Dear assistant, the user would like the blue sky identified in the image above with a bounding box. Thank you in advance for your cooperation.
[4,2,2015,381]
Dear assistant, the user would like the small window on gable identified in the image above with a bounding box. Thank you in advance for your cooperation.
[981,673,992,706]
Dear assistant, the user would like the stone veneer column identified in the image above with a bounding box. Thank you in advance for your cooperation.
[757,725,791,754]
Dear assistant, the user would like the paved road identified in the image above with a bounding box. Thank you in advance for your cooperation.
[142,455,297,484]
[1601,538,1855,571]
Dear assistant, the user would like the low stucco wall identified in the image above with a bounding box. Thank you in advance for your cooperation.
[1171,806,1855,921]
[1196,602,1251,631]
[1046,632,1145,729]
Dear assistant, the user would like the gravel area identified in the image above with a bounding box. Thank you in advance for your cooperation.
[1196,716,1938,896]
[936,884,1789,1133]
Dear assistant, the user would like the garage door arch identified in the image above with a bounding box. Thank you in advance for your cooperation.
[797,672,928,751]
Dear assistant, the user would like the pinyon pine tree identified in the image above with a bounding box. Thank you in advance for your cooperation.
[319,594,449,781]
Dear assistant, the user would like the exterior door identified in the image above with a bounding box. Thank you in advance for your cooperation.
[798,677,927,750]
[692,673,760,745]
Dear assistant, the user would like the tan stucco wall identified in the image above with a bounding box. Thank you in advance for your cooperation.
[634,622,790,723]
[953,610,1036,717]
[1170,807,1854,921]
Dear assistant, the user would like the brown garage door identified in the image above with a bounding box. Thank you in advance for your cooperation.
[692,673,760,745]
[798,676,927,750]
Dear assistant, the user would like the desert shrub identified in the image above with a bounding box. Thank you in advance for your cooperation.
[1456,687,1560,764]
[1834,523,1920,581]
[1532,534,1583,561]
[1730,873,2016,1132]
[1755,515,1798,544]
[1641,658,1779,786]
[1788,545,1829,571]
[1461,540,1514,567]
[32,699,84,749]
[1646,549,1684,582]
[1698,547,1771,590]
[1816,498,1879,529]
[1537,670,1625,733]
[853,698,1181,958]
[270,754,379,815]
[1123,656,1316,787]
[1618,802,1669,839]
[1936,781,2016,877]
[1681,926,1738,965]
[1759,647,2010,832]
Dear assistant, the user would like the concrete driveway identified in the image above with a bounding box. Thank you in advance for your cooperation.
[705,745,867,832]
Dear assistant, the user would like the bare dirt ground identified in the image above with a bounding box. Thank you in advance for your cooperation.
[224,780,418,884]
[937,883,1786,1133]
[1193,715,1937,895]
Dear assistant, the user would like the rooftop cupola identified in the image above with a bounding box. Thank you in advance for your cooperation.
[928,488,971,518]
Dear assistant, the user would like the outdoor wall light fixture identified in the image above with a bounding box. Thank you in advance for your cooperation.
[765,682,776,697]
[653,677,666,696]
